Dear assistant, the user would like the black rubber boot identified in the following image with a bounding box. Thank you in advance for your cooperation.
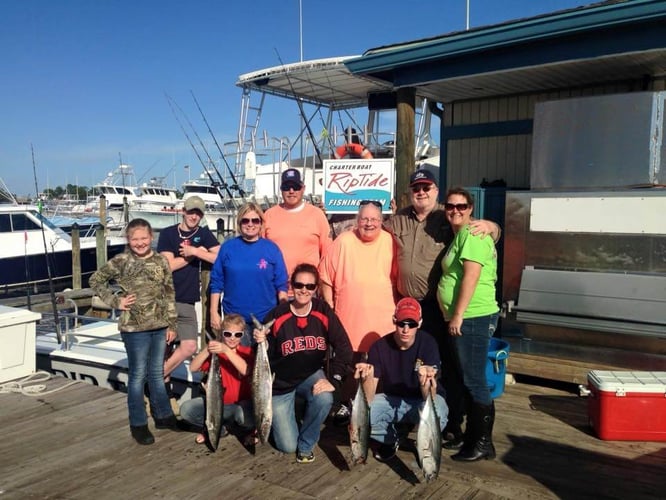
[451,402,495,461]
[130,425,155,445]
[154,414,181,430]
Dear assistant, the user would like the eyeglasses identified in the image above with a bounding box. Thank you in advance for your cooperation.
[240,217,262,225]
[444,203,469,212]
[281,183,301,192]
[395,320,419,328]
[292,282,317,291]
[359,217,382,224]
[222,331,244,338]
[411,184,433,194]
[359,200,382,208]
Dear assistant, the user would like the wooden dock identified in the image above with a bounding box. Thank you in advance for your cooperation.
[0,375,663,499]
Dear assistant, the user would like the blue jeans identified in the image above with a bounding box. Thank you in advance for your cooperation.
[370,393,449,445]
[271,369,333,454]
[121,329,173,427]
[179,397,254,430]
[454,313,499,406]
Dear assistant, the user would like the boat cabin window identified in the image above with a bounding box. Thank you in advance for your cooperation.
[0,213,42,232]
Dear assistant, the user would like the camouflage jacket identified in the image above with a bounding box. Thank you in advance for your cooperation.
[89,250,178,333]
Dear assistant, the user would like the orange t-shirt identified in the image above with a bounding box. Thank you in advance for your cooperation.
[264,202,332,280]
[319,229,396,352]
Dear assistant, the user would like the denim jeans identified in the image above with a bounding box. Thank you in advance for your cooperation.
[370,392,449,445]
[271,369,333,454]
[180,397,254,430]
[454,313,499,406]
[121,329,173,427]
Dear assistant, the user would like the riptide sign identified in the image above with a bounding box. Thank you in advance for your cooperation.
[322,158,394,214]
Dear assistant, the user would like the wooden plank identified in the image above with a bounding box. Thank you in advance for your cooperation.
[0,375,663,499]
[507,352,627,384]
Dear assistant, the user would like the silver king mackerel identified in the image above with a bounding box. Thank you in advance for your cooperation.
[417,380,442,482]
[204,332,225,452]
[349,381,370,465]
[251,314,275,445]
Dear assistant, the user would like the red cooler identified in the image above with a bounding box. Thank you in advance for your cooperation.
[587,371,666,441]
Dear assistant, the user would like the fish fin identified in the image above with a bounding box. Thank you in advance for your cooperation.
[250,313,262,329]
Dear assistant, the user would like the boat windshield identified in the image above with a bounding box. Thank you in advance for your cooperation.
[0,209,60,233]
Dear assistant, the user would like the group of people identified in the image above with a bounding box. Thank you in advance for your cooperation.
[90,163,502,466]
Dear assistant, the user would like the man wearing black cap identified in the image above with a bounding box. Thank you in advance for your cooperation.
[263,168,331,291]
[157,195,220,381]
[385,169,500,448]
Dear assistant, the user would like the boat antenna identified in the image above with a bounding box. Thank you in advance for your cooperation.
[274,48,323,166]
[165,93,236,200]
[190,90,247,198]
[31,144,62,344]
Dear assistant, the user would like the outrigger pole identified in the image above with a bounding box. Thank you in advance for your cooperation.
[31,144,62,345]
[165,93,236,201]
[190,91,247,199]
[274,48,323,166]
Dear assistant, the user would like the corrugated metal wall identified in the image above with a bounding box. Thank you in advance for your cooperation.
[443,77,666,189]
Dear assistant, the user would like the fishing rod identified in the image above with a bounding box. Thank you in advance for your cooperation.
[190,90,247,199]
[31,144,62,345]
[165,93,236,200]
[135,158,162,185]
[274,48,323,166]
[166,93,237,200]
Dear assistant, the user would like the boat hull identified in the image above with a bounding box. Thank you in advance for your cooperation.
[0,244,125,290]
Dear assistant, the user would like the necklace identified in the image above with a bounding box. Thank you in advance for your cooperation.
[290,301,312,317]
[177,224,200,240]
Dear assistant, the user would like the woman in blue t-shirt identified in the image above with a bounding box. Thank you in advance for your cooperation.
[209,202,288,344]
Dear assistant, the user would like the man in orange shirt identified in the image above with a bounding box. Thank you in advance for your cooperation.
[319,200,397,424]
[263,168,332,289]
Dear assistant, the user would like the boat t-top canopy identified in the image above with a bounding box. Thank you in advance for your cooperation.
[236,56,394,111]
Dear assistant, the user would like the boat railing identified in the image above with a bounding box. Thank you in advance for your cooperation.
[40,307,121,352]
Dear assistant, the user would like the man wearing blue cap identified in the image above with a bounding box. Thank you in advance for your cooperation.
[263,168,332,294]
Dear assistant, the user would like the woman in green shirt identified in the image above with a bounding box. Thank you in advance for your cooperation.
[437,187,500,462]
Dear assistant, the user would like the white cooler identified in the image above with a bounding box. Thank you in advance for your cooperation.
[0,305,41,383]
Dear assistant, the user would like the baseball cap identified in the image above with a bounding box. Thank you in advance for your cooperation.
[394,297,422,322]
[183,195,205,214]
[409,169,437,187]
[280,168,303,190]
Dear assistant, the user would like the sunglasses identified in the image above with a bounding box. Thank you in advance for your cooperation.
[411,184,433,194]
[293,282,317,291]
[240,217,262,225]
[395,320,419,328]
[281,183,301,191]
[359,200,382,208]
[444,203,469,212]
[222,331,244,338]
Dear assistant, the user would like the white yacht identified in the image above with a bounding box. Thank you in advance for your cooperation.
[0,203,126,291]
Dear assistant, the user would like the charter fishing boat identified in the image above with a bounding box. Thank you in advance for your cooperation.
[0,202,126,292]
[35,312,200,401]
[225,55,440,201]
[127,176,182,230]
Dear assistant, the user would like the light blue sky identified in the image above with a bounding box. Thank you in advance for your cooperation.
[2,0,587,197]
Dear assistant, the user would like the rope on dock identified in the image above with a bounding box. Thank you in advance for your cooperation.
[0,371,78,396]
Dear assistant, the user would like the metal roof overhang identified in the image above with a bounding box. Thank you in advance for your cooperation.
[236,56,394,111]
[345,0,666,104]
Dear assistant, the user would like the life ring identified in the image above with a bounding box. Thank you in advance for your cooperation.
[334,143,373,160]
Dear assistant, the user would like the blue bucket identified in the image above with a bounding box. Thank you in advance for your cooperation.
[486,338,510,399]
